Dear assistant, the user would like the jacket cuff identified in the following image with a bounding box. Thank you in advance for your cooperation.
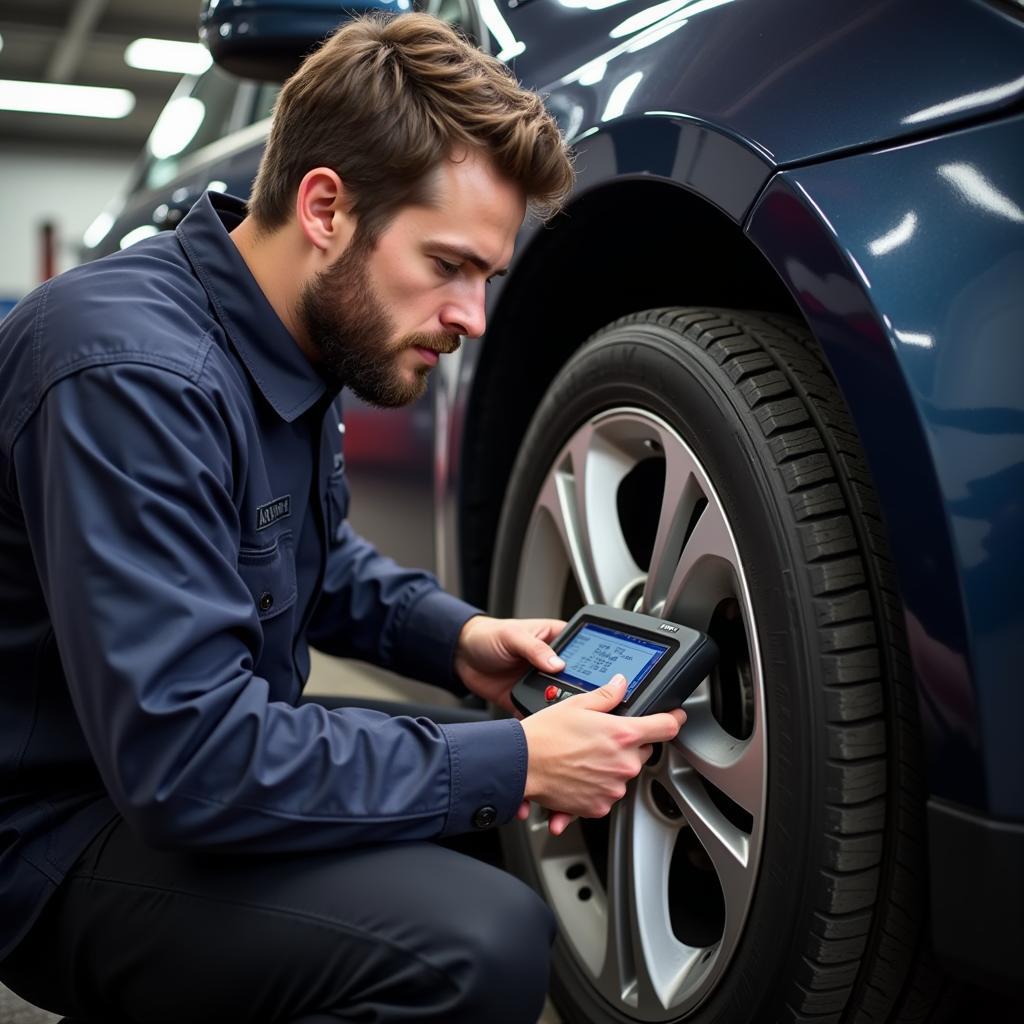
[438,718,528,836]
[394,588,482,691]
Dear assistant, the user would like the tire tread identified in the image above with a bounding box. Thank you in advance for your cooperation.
[613,308,935,1023]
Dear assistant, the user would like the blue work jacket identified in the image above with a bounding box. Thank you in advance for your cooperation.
[0,192,527,959]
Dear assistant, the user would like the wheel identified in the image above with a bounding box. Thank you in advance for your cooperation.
[490,309,940,1022]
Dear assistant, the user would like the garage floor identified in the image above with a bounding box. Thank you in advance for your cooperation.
[0,654,560,1023]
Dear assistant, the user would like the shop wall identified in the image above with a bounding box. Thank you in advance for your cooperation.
[0,145,134,310]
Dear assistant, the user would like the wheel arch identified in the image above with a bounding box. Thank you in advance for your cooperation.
[457,173,800,609]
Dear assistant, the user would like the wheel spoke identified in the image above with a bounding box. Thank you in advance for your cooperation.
[662,497,741,627]
[663,764,756,949]
[672,700,764,818]
[642,436,706,616]
[601,791,706,1012]
[568,425,644,605]
[632,798,709,1012]
[528,811,608,977]
[530,465,601,606]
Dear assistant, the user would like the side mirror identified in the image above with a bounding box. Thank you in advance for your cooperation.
[199,0,409,81]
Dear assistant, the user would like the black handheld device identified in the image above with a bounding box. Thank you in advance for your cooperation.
[511,605,718,718]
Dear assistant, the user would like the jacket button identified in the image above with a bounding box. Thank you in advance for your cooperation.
[258,592,274,612]
[472,805,497,829]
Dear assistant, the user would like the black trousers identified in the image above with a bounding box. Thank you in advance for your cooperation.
[0,816,555,1023]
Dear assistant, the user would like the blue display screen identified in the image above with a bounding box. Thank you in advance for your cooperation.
[555,623,669,699]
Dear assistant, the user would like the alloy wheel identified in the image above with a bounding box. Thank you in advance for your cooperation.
[513,407,767,1020]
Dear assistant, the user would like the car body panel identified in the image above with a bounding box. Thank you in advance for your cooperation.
[746,115,1024,817]
[508,0,1024,165]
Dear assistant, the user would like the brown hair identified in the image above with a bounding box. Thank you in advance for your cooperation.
[249,12,574,241]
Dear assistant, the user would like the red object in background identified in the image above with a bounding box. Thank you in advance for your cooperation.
[40,221,56,282]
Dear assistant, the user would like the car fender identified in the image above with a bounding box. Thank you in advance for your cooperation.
[747,114,1024,819]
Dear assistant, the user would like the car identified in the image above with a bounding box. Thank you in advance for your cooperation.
[82,1,1024,1021]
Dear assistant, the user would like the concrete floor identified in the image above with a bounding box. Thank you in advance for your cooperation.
[0,989,561,1022]
[1,653,560,1023]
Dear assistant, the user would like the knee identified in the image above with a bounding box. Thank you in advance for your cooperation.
[445,871,555,1024]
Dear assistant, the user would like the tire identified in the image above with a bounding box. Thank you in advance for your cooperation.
[490,309,943,1022]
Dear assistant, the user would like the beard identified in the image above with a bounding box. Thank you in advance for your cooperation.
[297,235,460,408]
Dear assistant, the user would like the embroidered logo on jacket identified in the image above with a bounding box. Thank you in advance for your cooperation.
[256,496,291,531]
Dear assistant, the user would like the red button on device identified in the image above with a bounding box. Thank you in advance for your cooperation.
[544,685,559,702]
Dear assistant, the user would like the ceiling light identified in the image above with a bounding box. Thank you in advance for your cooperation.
[119,225,160,251]
[125,38,213,75]
[147,96,206,159]
[83,211,115,250]
[0,79,134,118]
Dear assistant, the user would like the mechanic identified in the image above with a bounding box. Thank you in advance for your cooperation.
[0,13,685,1024]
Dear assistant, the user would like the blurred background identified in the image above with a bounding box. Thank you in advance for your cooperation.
[0,1,207,310]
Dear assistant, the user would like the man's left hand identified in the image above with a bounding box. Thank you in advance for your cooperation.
[454,615,565,712]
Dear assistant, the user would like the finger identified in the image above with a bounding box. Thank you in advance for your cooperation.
[517,800,531,821]
[627,709,687,743]
[503,623,565,674]
[574,674,627,710]
[548,812,576,836]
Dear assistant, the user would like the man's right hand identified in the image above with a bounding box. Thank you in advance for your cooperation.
[518,675,686,834]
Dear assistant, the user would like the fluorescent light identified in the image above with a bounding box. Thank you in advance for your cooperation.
[903,75,1024,126]
[938,162,1024,224]
[601,71,643,122]
[83,211,115,249]
[895,330,934,349]
[0,79,134,118]
[610,0,733,39]
[477,0,526,62]
[147,96,206,160]
[125,38,213,75]
[119,225,160,250]
[577,60,608,86]
[868,212,918,256]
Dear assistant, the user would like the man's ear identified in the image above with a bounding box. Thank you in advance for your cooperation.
[294,167,357,260]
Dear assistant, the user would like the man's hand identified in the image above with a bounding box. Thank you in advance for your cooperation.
[454,614,566,712]
[519,675,686,835]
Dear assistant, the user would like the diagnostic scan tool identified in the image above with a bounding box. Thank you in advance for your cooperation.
[512,605,717,718]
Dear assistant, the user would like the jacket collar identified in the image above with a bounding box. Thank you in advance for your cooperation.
[176,192,327,422]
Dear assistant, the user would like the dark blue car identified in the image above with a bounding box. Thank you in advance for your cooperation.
[83,1,1024,1020]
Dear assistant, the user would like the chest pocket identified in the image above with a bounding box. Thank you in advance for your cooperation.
[237,532,298,689]
[237,532,298,622]
[326,469,350,543]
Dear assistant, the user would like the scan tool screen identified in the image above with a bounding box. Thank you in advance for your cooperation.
[555,623,669,699]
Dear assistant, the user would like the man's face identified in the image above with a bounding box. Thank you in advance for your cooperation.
[298,150,526,406]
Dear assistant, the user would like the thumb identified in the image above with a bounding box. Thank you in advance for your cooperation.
[520,635,565,674]
[576,674,627,710]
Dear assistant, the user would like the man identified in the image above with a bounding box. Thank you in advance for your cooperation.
[0,14,684,1023]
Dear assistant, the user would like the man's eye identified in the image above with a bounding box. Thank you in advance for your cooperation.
[435,258,459,277]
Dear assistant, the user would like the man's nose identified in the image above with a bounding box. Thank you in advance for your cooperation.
[439,285,487,339]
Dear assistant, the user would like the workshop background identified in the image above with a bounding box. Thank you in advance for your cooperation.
[0,1,200,309]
